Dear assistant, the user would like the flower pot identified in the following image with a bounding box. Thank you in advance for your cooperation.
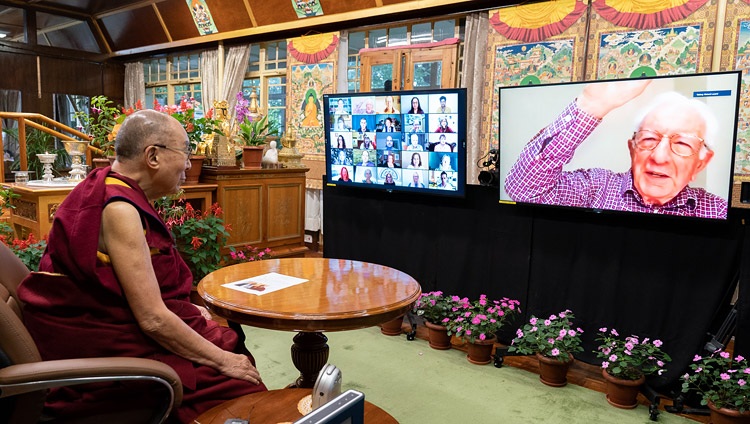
[707,401,750,424]
[92,157,110,169]
[466,337,496,365]
[380,315,404,336]
[242,146,264,169]
[536,352,573,387]
[601,369,645,409]
[424,321,451,350]
[185,155,205,184]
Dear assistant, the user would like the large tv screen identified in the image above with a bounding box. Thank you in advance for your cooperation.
[498,71,741,220]
[323,88,467,197]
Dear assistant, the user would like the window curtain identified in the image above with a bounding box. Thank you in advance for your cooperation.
[124,62,145,109]
[461,12,489,186]
[220,44,251,124]
[0,89,21,161]
[201,49,219,112]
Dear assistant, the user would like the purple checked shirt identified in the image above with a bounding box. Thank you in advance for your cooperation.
[504,101,727,219]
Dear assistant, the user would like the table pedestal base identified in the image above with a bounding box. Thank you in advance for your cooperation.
[291,331,329,388]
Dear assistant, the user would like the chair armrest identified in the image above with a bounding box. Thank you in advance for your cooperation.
[0,357,182,407]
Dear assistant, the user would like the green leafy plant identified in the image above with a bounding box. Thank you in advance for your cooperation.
[3,127,69,179]
[0,187,18,239]
[446,294,521,343]
[235,91,279,146]
[413,291,468,325]
[682,350,750,413]
[74,95,124,157]
[154,97,224,153]
[155,195,229,285]
[509,309,584,363]
[0,233,47,271]
[594,327,672,380]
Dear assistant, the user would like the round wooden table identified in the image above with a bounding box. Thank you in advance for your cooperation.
[194,388,399,424]
[198,258,421,387]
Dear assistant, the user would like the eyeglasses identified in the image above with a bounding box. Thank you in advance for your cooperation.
[632,129,708,157]
[146,143,192,159]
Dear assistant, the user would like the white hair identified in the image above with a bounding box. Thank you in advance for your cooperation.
[633,91,718,160]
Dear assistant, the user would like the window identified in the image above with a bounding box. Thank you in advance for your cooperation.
[240,41,287,134]
[347,18,462,93]
[144,52,203,109]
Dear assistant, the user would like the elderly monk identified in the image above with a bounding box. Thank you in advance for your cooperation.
[18,110,267,423]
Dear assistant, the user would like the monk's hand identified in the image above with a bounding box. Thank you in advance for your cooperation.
[195,305,213,321]
[221,352,263,385]
[577,79,651,119]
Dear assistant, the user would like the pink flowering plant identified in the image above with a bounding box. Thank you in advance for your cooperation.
[594,328,672,381]
[153,97,224,152]
[681,350,750,412]
[412,291,469,325]
[226,245,272,265]
[445,294,521,343]
[508,310,584,363]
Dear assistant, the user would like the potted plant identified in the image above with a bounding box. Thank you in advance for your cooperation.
[413,291,469,349]
[509,310,584,387]
[0,232,46,271]
[154,194,230,285]
[594,327,672,409]
[74,95,124,162]
[446,294,522,364]
[235,91,279,169]
[681,350,750,421]
[153,97,224,182]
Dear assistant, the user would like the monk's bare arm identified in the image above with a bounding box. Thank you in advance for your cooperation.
[100,201,262,385]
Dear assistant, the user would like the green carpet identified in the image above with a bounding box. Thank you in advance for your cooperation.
[245,326,695,424]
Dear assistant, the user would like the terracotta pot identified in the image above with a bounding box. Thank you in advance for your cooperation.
[424,321,451,350]
[242,146,264,169]
[92,157,110,169]
[466,337,496,365]
[380,315,404,336]
[185,155,205,184]
[707,401,750,424]
[536,352,573,387]
[601,369,645,409]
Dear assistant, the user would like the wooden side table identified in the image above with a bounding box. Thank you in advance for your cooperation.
[194,388,398,424]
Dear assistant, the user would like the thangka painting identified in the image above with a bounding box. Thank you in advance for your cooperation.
[584,1,716,79]
[186,0,218,35]
[595,26,702,80]
[289,63,334,156]
[292,0,323,18]
[484,2,587,152]
[488,40,576,149]
[732,21,750,175]
[720,0,750,177]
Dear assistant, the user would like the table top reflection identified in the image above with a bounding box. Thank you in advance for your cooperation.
[197,258,422,332]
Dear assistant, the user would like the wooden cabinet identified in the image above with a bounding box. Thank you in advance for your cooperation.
[200,167,308,258]
[1,182,216,240]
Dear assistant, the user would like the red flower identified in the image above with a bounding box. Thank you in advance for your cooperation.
[190,236,202,249]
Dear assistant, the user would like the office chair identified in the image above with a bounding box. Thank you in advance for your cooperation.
[0,243,183,423]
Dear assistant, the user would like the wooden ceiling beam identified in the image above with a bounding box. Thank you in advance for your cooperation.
[151,2,172,43]
[110,0,482,58]
[93,0,166,20]
[242,0,257,28]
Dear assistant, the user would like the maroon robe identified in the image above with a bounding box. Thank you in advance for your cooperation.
[17,167,267,423]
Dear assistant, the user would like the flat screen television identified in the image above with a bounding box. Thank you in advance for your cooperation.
[323,88,467,197]
[497,71,741,220]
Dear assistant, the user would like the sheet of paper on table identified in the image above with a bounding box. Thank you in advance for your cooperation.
[222,272,309,296]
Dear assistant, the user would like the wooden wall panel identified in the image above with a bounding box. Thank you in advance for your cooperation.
[246,0,301,27]
[100,8,169,52]
[207,0,255,32]
[320,0,379,15]
[157,0,203,41]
